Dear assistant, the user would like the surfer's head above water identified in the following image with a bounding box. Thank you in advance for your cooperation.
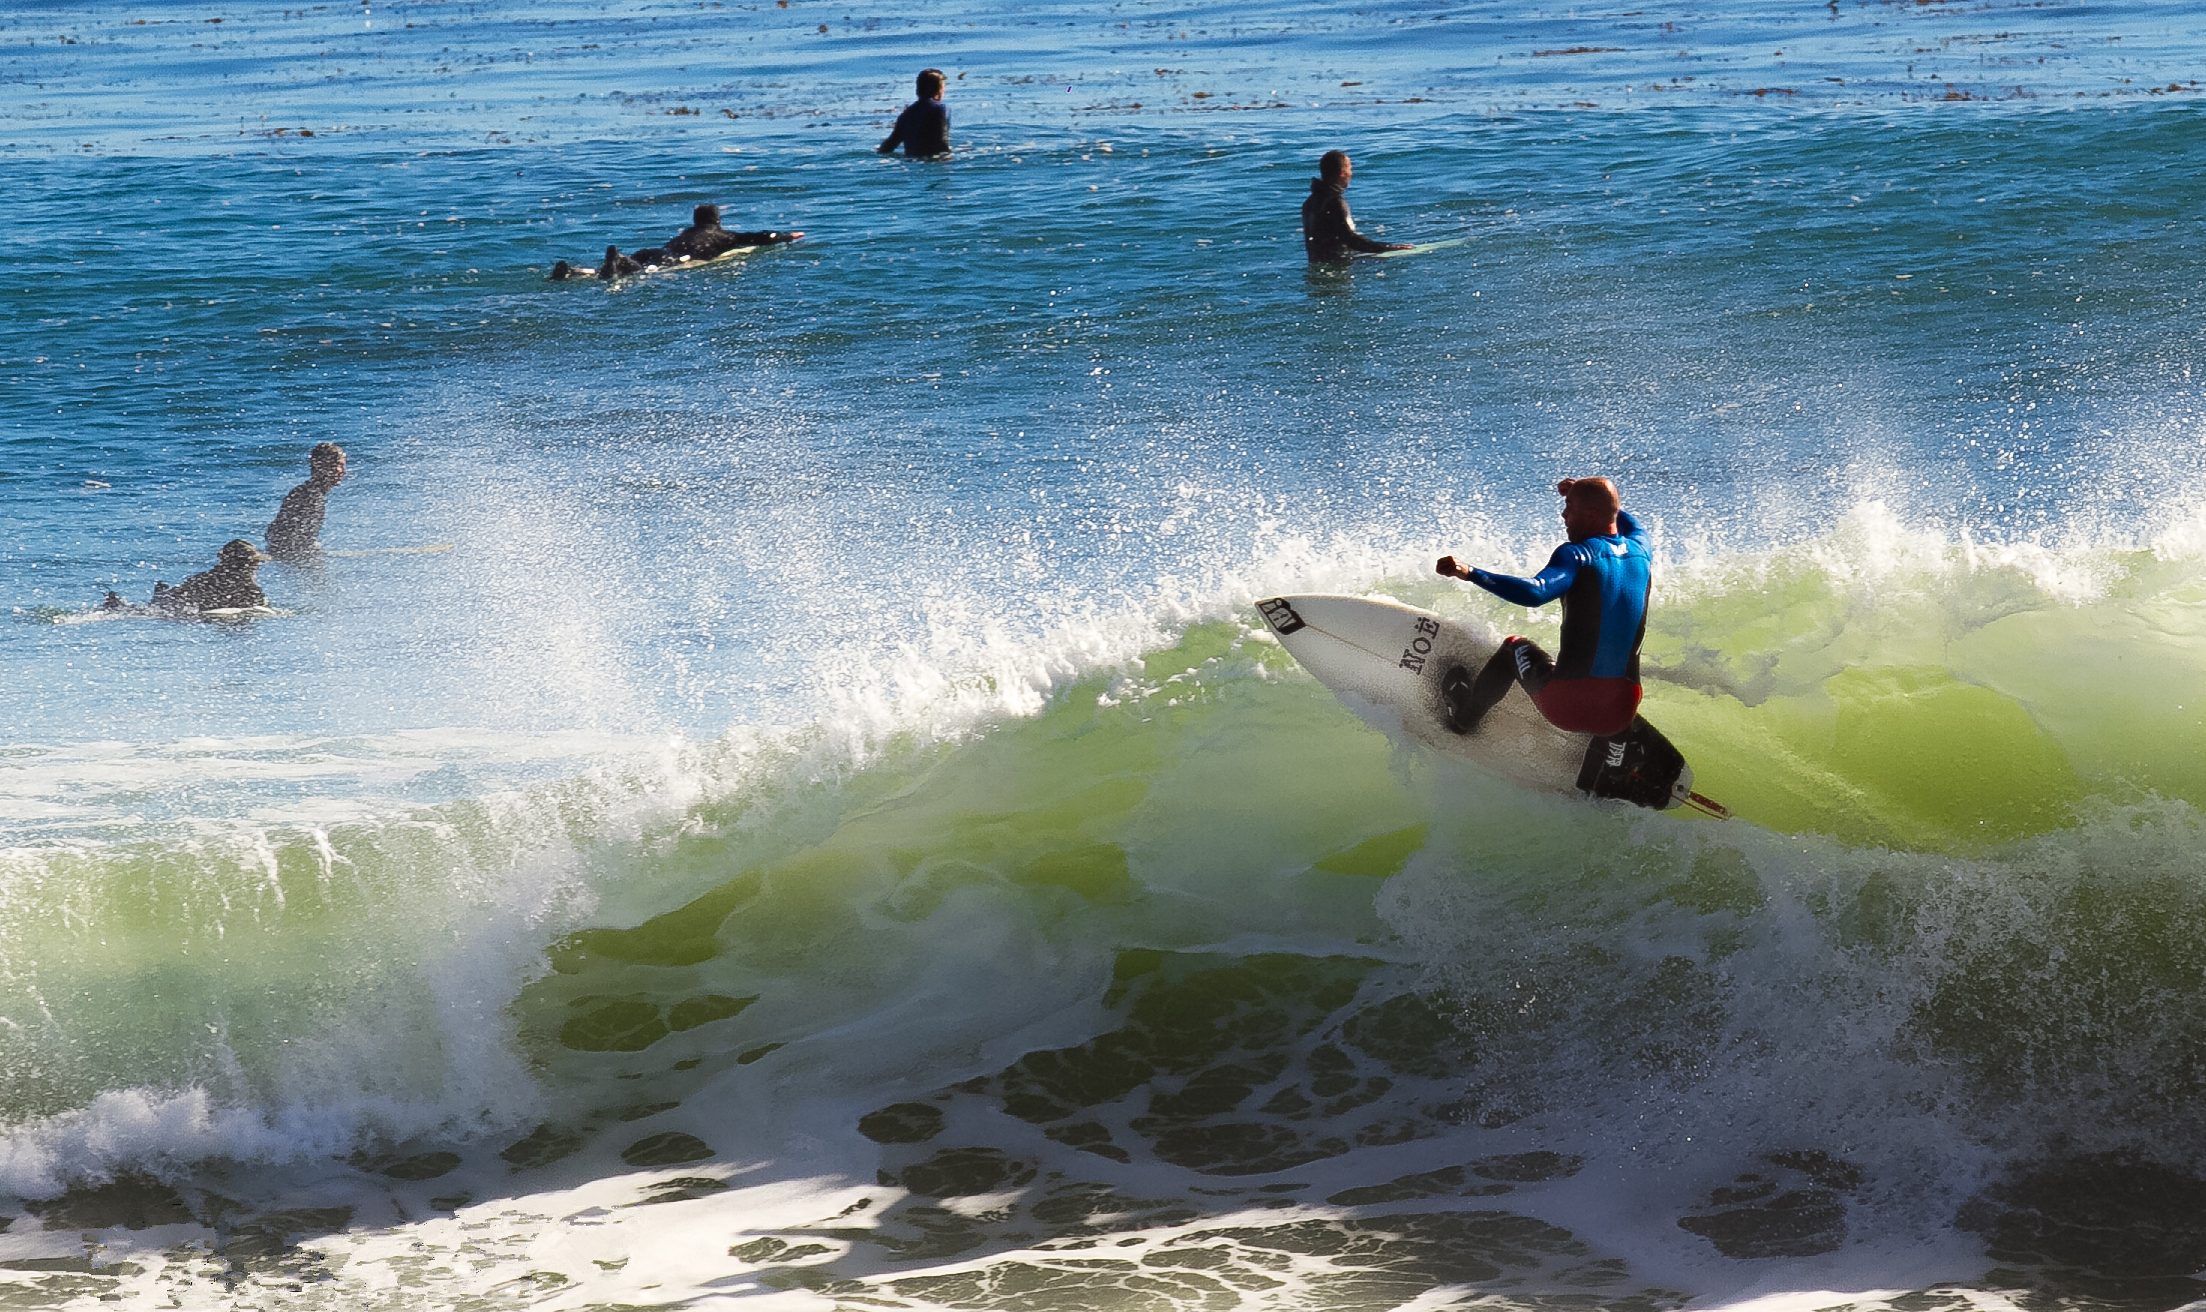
[308,442,347,489]
[1320,149,1351,186]
[219,538,270,568]
[691,204,721,228]
[1557,476,1620,541]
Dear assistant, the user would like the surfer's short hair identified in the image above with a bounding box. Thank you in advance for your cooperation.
[693,203,720,226]
[1563,477,1620,514]
[918,68,946,97]
[1319,150,1349,179]
[309,442,345,469]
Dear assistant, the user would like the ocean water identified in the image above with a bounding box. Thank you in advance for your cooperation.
[3,0,2205,1307]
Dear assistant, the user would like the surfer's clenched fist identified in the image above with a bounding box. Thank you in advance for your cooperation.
[1435,476,1651,739]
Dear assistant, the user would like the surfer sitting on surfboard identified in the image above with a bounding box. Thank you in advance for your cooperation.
[1434,477,1650,738]
[266,442,347,561]
[878,68,951,158]
[1302,151,1414,263]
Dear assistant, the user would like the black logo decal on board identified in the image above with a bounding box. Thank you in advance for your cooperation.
[1257,598,1306,635]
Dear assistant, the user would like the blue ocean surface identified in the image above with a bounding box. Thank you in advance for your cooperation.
[2,0,2204,1307]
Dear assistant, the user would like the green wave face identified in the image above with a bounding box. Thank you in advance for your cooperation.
[505,541,2206,1161]
[1640,542,2206,851]
[0,540,2201,1308]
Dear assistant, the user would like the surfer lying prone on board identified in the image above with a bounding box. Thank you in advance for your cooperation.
[1435,476,1650,738]
[139,539,272,614]
[549,205,804,281]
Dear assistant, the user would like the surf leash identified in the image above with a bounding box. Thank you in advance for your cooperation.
[1683,791,1731,820]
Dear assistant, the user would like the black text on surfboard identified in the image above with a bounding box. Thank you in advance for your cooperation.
[1398,616,1440,673]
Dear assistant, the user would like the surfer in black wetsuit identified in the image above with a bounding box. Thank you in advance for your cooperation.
[878,68,951,158]
[266,442,347,562]
[1302,151,1413,263]
[552,209,802,281]
[152,539,270,613]
[660,204,803,260]
[1435,478,1652,738]
[597,245,646,279]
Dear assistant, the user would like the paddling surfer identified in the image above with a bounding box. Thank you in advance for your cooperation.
[551,209,802,281]
[1435,477,1650,738]
[265,442,347,561]
[152,539,271,612]
[1301,150,1413,263]
[659,204,802,260]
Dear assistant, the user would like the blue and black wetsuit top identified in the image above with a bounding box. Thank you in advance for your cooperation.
[1463,510,1651,682]
[881,98,950,157]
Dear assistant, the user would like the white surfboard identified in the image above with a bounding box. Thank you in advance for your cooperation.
[325,543,456,558]
[43,603,283,624]
[1374,237,1469,259]
[1256,594,1722,815]
[548,245,760,282]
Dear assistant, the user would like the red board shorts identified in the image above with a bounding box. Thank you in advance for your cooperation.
[1502,636,1642,736]
[1533,678,1642,737]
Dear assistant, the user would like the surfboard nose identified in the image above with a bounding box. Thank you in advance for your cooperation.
[1256,597,1306,635]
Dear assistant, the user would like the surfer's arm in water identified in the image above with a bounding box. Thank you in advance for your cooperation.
[721,230,803,247]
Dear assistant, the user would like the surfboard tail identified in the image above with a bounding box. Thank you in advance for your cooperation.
[1575,718,1694,812]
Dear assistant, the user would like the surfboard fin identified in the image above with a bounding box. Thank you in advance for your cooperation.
[1684,791,1731,820]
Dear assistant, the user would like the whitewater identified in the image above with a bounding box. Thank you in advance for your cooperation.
[2,0,2204,1308]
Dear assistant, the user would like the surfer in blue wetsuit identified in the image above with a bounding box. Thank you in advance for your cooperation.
[1434,477,1650,738]
[878,69,951,158]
